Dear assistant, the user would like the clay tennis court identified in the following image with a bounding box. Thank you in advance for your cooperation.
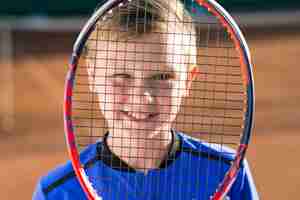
[0,26,299,199]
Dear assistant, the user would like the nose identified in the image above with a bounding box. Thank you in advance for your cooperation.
[132,84,155,104]
[142,91,154,104]
[129,80,156,112]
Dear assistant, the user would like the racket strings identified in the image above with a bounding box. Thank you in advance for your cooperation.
[74,38,245,144]
[70,0,249,198]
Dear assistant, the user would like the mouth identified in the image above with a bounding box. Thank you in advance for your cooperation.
[120,110,159,122]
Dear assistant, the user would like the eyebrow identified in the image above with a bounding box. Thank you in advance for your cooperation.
[103,65,177,72]
[110,73,132,78]
[103,62,184,80]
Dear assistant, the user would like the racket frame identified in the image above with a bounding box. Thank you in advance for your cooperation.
[64,0,255,199]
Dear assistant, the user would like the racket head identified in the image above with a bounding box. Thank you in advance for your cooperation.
[64,0,254,199]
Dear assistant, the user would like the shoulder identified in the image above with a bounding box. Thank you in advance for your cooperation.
[34,161,82,199]
[176,132,259,199]
[32,142,100,200]
[176,131,235,163]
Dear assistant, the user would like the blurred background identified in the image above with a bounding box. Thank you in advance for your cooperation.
[0,0,300,199]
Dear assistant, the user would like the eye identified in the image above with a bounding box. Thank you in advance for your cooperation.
[112,73,132,79]
[152,73,174,81]
[111,73,132,86]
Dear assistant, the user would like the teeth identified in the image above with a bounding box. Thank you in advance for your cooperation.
[122,110,155,120]
[127,112,149,120]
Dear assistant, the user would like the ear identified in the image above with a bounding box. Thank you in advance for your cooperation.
[186,65,200,96]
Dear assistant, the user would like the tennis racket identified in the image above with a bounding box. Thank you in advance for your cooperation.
[64,0,254,199]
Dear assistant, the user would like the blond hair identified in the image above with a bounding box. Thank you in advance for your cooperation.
[86,0,197,67]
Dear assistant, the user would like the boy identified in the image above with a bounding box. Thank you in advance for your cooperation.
[33,0,258,199]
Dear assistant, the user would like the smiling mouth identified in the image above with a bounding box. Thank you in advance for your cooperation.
[120,110,159,122]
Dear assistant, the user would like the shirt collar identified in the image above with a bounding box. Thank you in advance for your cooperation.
[96,129,181,172]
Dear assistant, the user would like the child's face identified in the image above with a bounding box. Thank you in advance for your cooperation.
[88,31,195,136]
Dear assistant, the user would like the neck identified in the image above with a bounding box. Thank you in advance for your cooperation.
[106,129,172,172]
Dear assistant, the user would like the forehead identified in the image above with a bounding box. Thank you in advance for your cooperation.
[90,32,189,74]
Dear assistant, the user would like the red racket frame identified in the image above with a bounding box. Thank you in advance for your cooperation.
[64,0,254,199]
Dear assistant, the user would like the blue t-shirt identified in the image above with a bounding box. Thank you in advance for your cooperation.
[33,131,259,200]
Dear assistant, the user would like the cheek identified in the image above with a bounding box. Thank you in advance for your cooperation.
[156,82,179,110]
[100,85,129,118]
[163,82,185,114]
[154,82,171,103]
[113,86,129,104]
